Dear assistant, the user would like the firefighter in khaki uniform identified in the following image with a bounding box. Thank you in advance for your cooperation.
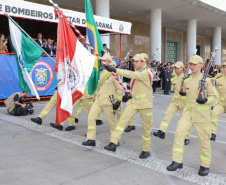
[104,54,153,159]
[153,61,191,145]
[82,54,124,147]
[124,53,148,132]
[210,62,226,141]
[167,55,217,176]
[50,86,94,131]
[31,88,101,131]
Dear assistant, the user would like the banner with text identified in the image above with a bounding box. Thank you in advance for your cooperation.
[0,0,131,34]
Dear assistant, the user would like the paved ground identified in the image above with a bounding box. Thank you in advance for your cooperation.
[0,91,226,185]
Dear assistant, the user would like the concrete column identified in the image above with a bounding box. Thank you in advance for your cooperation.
[95,0,110,49]
[186,19,197,61]
[150,9,162,62]
[212,27,221,65]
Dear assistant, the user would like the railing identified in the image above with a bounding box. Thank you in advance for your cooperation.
[0,52,56,57]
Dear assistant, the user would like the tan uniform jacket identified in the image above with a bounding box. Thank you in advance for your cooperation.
[215,75,226,107]
[116,69,153,110]
[183,74,217,122]
[171,74,187,108]
[96,69,124,106]
[4,92,23,114]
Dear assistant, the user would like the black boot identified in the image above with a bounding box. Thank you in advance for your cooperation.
[184,139,190,145]
[153,130,165,139]
[30,117,42,125]
[125,126,135,132]
[96,120,103,125]
[198,166,209,176]
[65,126,75,131]
[210,133,216,141]
[167,161,183,171]
[82,140,96,146]
[50,123,63,131]
[139,151,150,159]
[75,118,79,124]
[104,142,117,152]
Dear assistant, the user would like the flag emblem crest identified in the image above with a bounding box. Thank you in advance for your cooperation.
[30,61,53,91]
[35,68,47,85]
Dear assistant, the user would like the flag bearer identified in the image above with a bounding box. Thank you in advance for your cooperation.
[104,54,153,159]
[82,54,124,146]
[210,62,226,141]
[50,85,95,131]
[153,61,191,145]
[166,55,217,176]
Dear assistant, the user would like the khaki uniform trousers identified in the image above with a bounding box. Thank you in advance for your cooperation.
[38,91,57,120]
[74,102,84,120]
[210,104,226,134]
[159,102,191,139]
[117,104,135,126]
[61,98,94,127]
[110,103,152,152]
[173,116,211,168]
[75,102,103,121]
[87,100,116,140]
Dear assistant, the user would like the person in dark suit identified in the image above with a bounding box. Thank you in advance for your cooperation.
[35,33,44,47]
[52,40,57,55]
[43,38,53,55]
[159,63,165,91]
[164,63,172,95]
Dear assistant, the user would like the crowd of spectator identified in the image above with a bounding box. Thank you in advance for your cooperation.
[0,32,57,56]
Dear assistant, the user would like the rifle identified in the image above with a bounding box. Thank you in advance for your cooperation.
[109,95,116,114]
[146,46,160,69]
[179,49,197,96]
[124,49,132,62]
[120,49,132,65]
[196,43,220,104]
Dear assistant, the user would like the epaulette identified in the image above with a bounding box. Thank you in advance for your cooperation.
[216,75,223,80]
[171,75,176,81]
[216,75,224,82]
[184,74,191,82]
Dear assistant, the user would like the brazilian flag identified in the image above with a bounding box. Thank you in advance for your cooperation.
[85,0,105,95]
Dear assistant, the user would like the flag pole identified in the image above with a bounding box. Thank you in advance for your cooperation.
[50,1,130,95]
[1,11,56,64]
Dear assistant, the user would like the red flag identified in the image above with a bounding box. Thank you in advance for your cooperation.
[54,9,96,125]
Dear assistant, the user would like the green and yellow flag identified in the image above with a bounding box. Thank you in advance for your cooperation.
[85,0,105,95]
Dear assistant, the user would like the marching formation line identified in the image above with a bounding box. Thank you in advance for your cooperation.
[0,113,225,185]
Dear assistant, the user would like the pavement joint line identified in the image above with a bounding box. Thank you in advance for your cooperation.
[134,124,226,145]
[161,111,226,124]
[60,161,125,185]
[0,113,225,185]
